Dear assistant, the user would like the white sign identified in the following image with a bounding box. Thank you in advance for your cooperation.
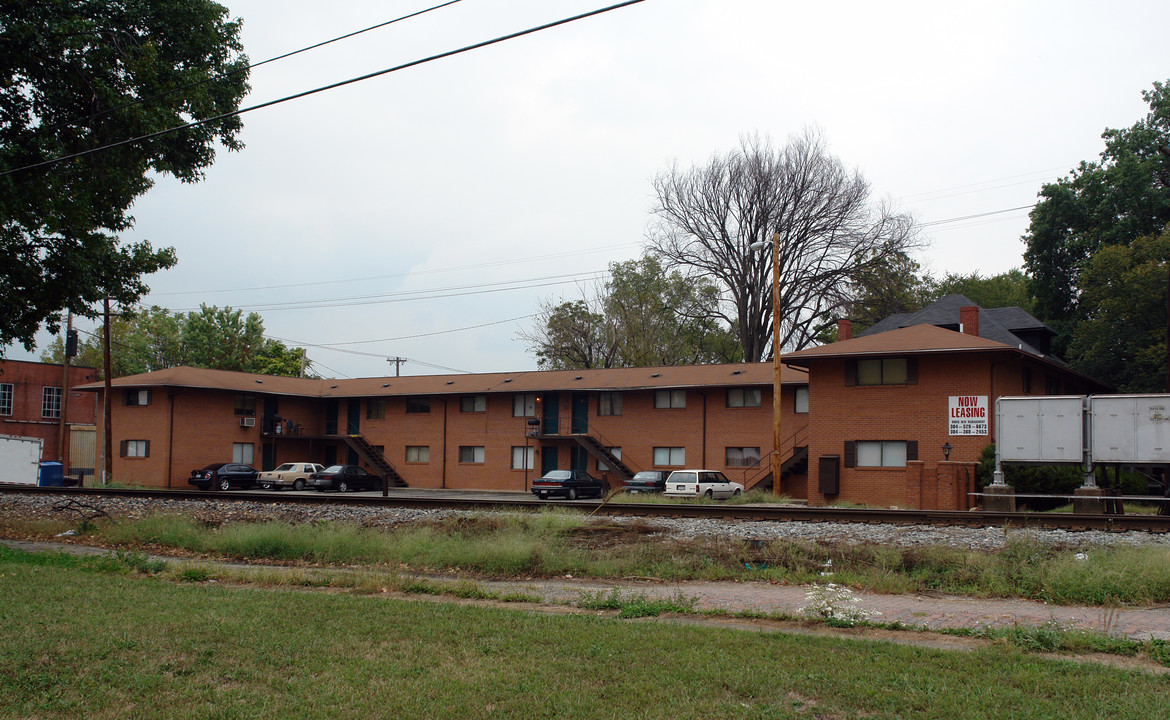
[949,395,988,436]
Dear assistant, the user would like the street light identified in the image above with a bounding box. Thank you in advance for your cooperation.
[750,232,782,496]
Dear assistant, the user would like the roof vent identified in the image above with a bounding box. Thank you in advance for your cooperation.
[574,376,583,380]
[731,370,743,375]
[330,385,338,389]
[255,379,263,383]
[446,381,455,385]
[504,378,513,383]
[651,373,660,378]
[382,384,390,388]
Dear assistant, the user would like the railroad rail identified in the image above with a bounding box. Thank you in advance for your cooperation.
[3,485,1169,533]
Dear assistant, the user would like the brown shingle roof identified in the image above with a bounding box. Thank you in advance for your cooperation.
[783,325,1010,365]
[76,363,808,398]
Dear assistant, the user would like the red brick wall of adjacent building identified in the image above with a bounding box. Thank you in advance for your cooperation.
[0,360,97,463]
[802,352,1044,508]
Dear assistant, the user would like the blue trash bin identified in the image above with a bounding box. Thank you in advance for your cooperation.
[38,462,64,487]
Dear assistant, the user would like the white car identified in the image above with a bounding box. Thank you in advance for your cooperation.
[662,469,743,499]
[257,462,324,491]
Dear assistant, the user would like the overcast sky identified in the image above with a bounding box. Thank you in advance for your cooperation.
[10,0,1170,378]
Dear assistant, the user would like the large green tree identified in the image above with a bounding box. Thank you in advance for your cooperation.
[1023,80,1170,344]
[926,268,1036,315]
[0,0,250,350]
[1066,228,1169,392]
[41,305,310,378]
[523,256,740,369]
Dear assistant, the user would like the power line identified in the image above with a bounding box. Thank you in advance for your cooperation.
[920,204,1036,228]
[1,0,649,178]
[42,1,462,136]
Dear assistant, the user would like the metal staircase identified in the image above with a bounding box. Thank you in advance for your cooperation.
[745,425,810,492]
[572,435,635,485]
[344,433,408,487]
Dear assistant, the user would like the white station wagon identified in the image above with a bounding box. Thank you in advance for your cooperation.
[662,469,744,499]
[257,462,324,491]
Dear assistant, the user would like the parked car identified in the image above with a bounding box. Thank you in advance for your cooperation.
[257,462,324,491]
[309,465,380,492]
[531,469,605,500]
[623,470,668,494]
[188,463,258,491]
[662,469,743,499]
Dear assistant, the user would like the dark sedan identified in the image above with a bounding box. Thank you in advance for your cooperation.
[188,463,258,491]
[531,469,605,500]
[309,464,380,492]
[622,470,668,494]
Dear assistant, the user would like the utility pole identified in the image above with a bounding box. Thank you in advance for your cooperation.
[102,297,113,485]
[387,357,406,377]
[57,312,74,475]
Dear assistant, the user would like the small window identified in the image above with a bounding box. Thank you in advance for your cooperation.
[42,387,62,418]
[1045,376,1062,395]
[0,383,12,416]
[726,388,761,408]
[234,394,256,416]
[511,446,534,470]
[123,389,151,406]
[855,441,907,468]
[513,393,537,417]
[405,446,429,463]
[794,387,809,414]
[856,358,909,386]
[1022,367,1033,394]
[119,440,150,458]
[459,446,485,463]
[461,395,486,413]
[366,399,386,420]
[726,447,761,467]
[232,442,254,465]
[598,392,622,416]
[597,447,621,472]
[654,390,686,409]
[406,398,431,414]
[652,446,685,466]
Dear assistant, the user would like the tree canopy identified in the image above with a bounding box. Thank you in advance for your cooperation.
[648,130,919,361]
[522,256,740,369]
[41,305,310,379]
[0,0,250,350]
[1023,80,1170,341]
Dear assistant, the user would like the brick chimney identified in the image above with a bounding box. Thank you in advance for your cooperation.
[959,306,980,337]
[837,318,853,341]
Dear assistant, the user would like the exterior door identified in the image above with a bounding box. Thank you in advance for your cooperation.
[570,444,588,472]
[541,445,559,475]
[325,399,338,435]
[542,392,559,435]
[324,446,337,467]
[347,400,360,435]
[571,392,588,434]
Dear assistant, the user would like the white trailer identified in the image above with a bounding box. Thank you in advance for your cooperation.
[0,435,43,485]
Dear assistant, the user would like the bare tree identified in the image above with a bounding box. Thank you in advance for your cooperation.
[649,130,919,361]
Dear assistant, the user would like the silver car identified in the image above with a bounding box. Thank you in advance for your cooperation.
[257,462,324,491]
[662,469,743,499]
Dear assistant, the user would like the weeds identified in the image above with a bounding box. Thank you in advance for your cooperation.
[577,588,699,618]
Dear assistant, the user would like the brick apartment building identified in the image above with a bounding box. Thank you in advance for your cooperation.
[0,359,98,475]
[79,363,812,493]
[782,296,1110,509]
[74,295,1108,509]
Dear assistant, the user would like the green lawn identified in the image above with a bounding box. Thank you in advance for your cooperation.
[1,548,1168,719]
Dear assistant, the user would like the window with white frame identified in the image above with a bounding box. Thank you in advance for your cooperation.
[123,389,151,406]
[726,388,761,408]
[405,446,429,463]
[725,447,761,467]
[794,387,809,414]
[459,446,485,463]
[654,389,686,409]
[855,441,907,468]
[0,383,12,416]
[42,386,62,418]
[232,442,254,464]
[652,446,685,466]
[461,395,486,412]
[597,447,621,472]
[120,440,149,458]
[598,392,622,416]
[511,446,534,470]
[513,393,536,417]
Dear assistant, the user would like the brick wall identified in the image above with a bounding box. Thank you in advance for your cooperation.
[0,360,97,462]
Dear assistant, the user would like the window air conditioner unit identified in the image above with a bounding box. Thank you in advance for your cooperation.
[240,417,256,427]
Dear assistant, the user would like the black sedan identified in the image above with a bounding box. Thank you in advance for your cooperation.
[531,469,606,500]
[309,464,380,492]
[622,470,668,494]
[188,463,258,491]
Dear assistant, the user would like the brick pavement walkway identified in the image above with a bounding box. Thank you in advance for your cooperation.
[7,539,1170,642]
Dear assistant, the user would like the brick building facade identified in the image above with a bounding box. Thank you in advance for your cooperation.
[0,359,98,472]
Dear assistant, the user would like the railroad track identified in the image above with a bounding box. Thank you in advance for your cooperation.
[4,485,1169,533]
